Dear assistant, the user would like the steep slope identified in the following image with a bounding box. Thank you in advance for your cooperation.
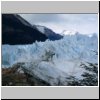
[34,25,63,40]
[2,14,47,45]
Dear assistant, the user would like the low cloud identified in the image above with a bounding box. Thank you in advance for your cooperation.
[20,14,98,35]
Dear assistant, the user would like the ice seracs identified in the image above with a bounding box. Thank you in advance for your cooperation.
[2,33,98,85]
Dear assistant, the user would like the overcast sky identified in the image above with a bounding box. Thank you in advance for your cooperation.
[20,14,98,35]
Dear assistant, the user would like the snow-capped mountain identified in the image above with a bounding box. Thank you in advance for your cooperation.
[34,25,63,40]
[2,33,98,85]
[61,30,78,36]
[2,14,47,45]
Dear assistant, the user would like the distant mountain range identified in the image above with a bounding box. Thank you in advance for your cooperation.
[2,14,97,45]
[2,14,63,45]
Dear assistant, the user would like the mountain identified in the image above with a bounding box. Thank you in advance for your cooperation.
[2,33,98,85]
[33,25,63,40]
[2,14,48,45]
[61,30,78,36]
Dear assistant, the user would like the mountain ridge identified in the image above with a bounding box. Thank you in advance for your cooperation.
[2,14,48,45]
[33,25,63,40]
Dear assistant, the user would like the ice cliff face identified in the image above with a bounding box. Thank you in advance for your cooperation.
[2,33,98,85]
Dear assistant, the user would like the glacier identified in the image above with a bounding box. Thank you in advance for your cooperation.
[2,33,98,85]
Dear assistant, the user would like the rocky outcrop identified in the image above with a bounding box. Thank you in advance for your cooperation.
[2,63,50,86]
[2,61,98,86]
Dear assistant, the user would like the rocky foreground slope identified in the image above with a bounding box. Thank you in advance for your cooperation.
[2,62,98,86]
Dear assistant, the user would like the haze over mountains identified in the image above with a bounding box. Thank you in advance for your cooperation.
[2,14,98,45]
[20,14,98,35]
